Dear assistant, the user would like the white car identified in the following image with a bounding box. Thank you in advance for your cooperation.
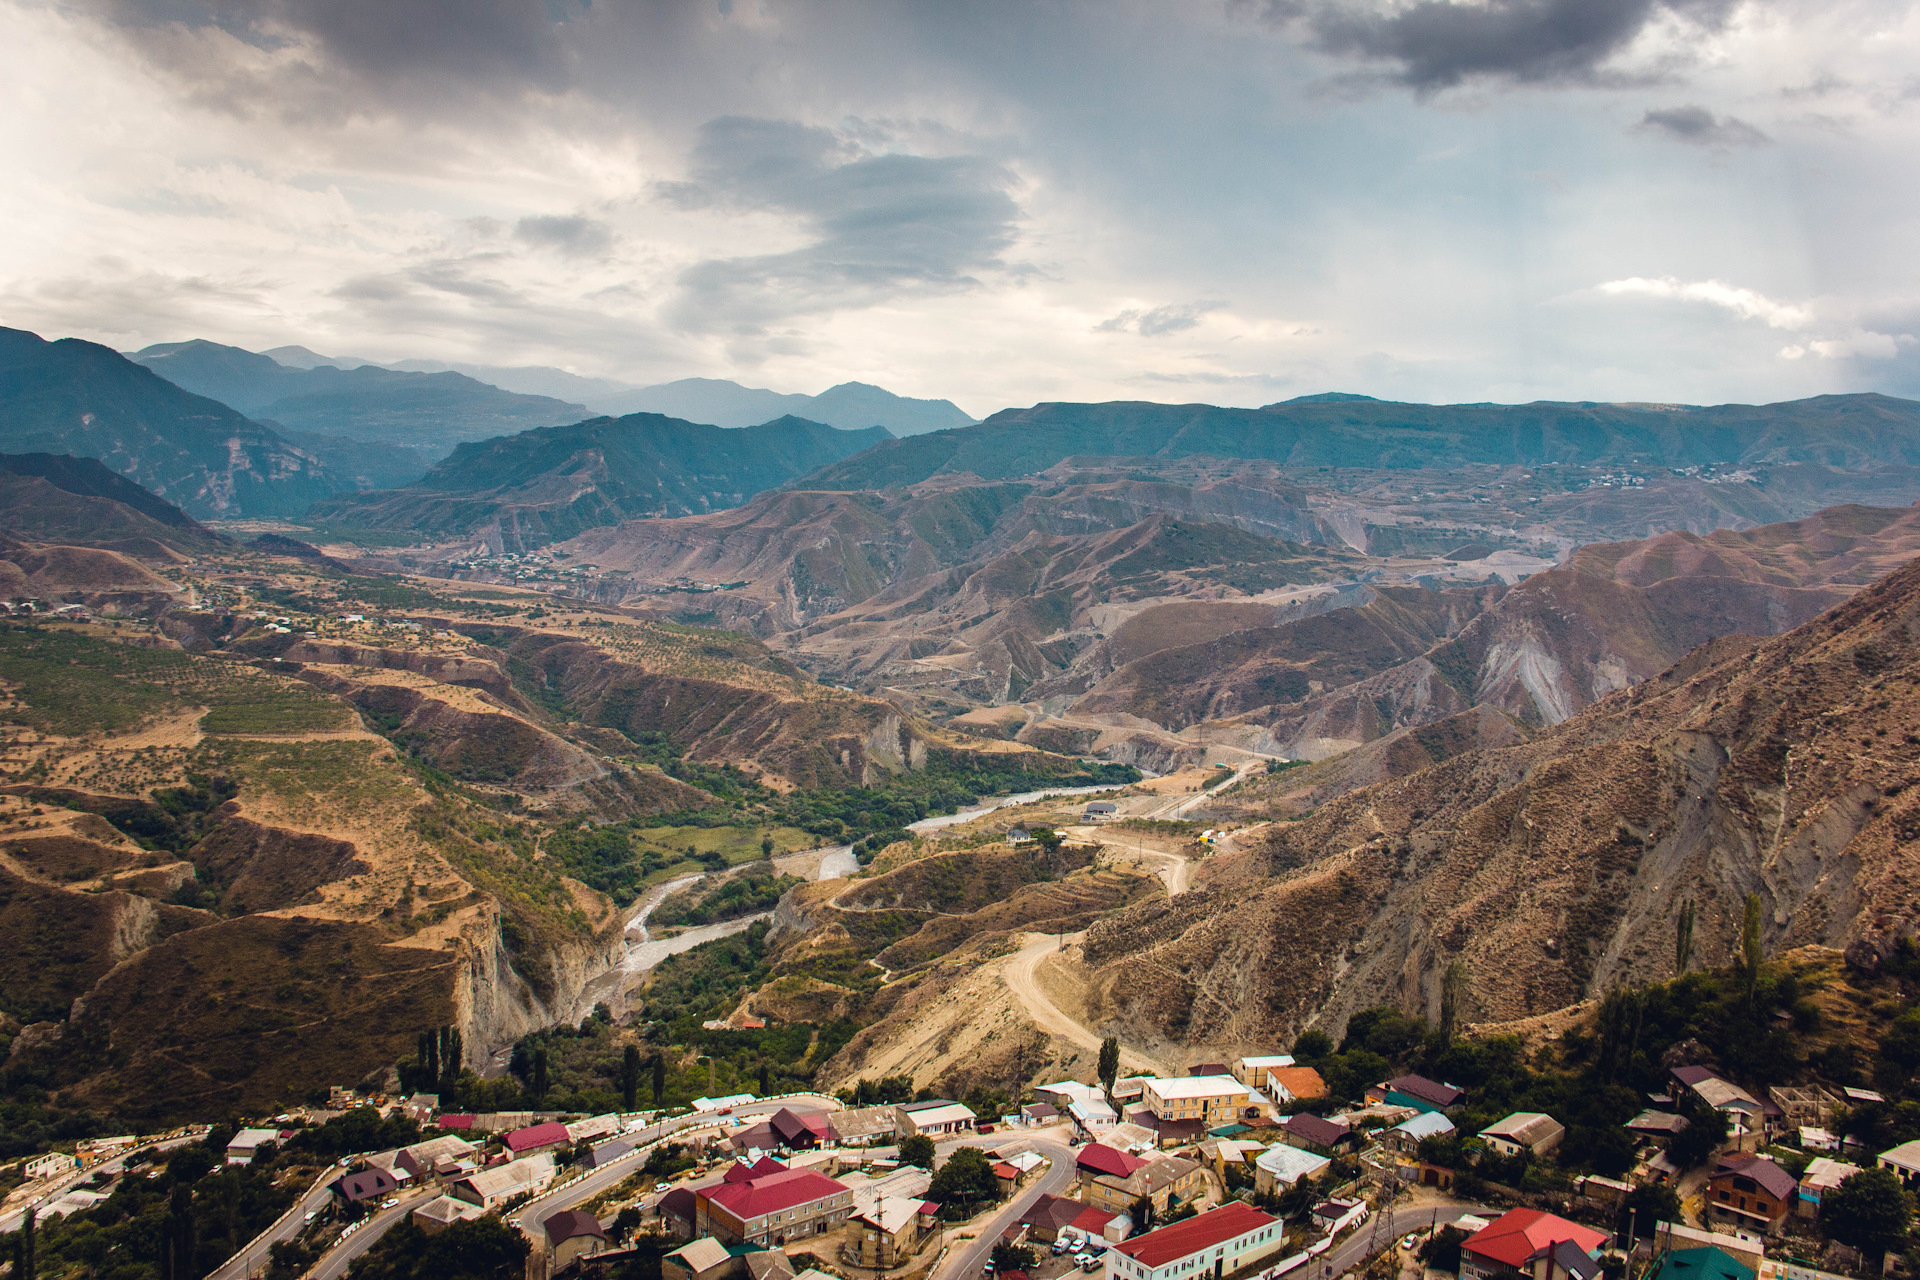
[381,1198,399,1209]
[304,1210,318,1222]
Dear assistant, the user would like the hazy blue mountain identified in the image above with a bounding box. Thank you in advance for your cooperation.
[801,393,1920,489]
[589,377,975,436]
[258,344,378,369]
[0,327,333,519]
[307,413,892,548]
[381,358,637,404]
[129,339,588,456]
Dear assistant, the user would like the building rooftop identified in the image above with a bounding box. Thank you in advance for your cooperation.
[544,1208,607,1245]
[1880,1140,1920,1172]
[1254,1144,1331,1185]
[1463,1209,1606,1269]
[1144,1075,1247,1101]
[1712,1155,1797,1201]
[1283,1113,1350,1147]
[1077,1143,1146,1179]
[1648,1247,1756,1280]
[505,1120,571,1153]
[1481,1113,1565,1145]
[413,1195,484,1226]
[704,1167,849,1220]
[1800,1158,1862,1193]
[1393,1111,1456,1140]
[1265,1067,1328,1099]
[1114,1201,1277,1269]
[1383,1074,1463,1108]
[670,1239,733,1273]
[1627,1110,1689,1134]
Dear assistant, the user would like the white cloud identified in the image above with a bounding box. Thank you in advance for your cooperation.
[1596,276,1814,330]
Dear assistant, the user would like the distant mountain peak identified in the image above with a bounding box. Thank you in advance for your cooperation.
[1270,392,1383,405]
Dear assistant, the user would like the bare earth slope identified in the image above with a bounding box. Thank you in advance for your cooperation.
[1079,551,1920,1056]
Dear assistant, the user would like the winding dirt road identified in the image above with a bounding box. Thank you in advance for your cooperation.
[1003,932,1168,1076]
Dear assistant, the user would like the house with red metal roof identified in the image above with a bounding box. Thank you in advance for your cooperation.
[1104,1201,1283,1280]
[725,1156,789,1183]
[504,1120,571,1158]
[697,1165,855,1246]
[1076,1142,1147,1182]
[1459,1208,1608,1280]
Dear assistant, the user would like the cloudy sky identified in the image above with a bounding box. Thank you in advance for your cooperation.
[4,0,1919,415]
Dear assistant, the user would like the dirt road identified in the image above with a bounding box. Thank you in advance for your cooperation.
[1003,932,1165,1075]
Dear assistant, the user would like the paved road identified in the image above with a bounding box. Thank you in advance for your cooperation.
[931,1138,1077,1280]
[1309,1200,1493,1280]
[206,1166,345,1280]
[309,1185,440,1280]
[1,1135,201,1234]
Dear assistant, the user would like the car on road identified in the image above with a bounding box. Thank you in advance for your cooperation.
[976,1124,994,1133]
[655,1182,672,1192]
[1401,1235,1418,1250]
[305,1211,318,1222]
[380,1198,398,1209]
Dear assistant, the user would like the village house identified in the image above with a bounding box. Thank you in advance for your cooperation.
[1231,1055,1294,1091]
[733,1108,831,1152]
[1671,1068,1770,1136]
[1076,1144,1206,1217]
[1625,1111,1689,1148]
[1795,1158,1862,1219]
[544,1208,609,1271]
[828,1106,900,1146]
[1141,1076,1253,1129]
[1083,802,1119,821]
[1280,1113,1353,1156]
[505,1120,572,1160]
[664,1238,736,1280]
[1706,1156,1797,1234]
[226,1128,283,1166]
[412,1195,485,1234]
[1645,1246,1756,1280]
[332,1167,399,1214]
[1103,1201,1284,1280]
[1264,1066,1329,1107]
[1384,1111,1455,1154]
[454,1153,557,1211]
[657,1188,699,1241]
[1253,1144,1330,1196]
[1878,1139,1920,1188]
[1367,1074,1463,1114]
[1459,1209,1607,1280]
[396,1134,479,1182]
[697,1166,855,1246]
[894,1100,978,1138]
[1479,1113,1566,1159]
[850,1196,941,1266]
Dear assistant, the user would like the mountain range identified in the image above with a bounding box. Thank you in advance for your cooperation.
[307,413,892,547]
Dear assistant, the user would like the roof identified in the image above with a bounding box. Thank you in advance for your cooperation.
[1237,1055,1295,1070]
[727,1156,789,1182]
[1255,1145,1331,1185]
[1146,1075,1247,1101]
[1071,1099,1119,1123]
[658,1188,698,1221]
[1880,1140,1920,1172]
[1077,1143,1147,1178]
[1393,1112,1456,1140]
[1022,1193,1088,1233]
[1189,1063,1232,1076]
[1023,1103,1061,1119]
[861,1195,930,1234]
[506,1120,571,1153]
[544,1209,607,1245]
[830,1106,899,1139]
[437,1114,476,1129]
[1071,1205,1118,1234]
[1085,802,1118,813]
[229,1128,282,1149]
[1283,1114,1350,1147]
[1800,1158,1863,1192]
[335,1168,398,1202]
[769,1108,829,1142]
[403,1134,478,1163]
[1266,1067,1328,1100]
[1481,1113,1565,1146]
[413,1195,483,1226]
[1115,1201,1278,1269]
[1648,1247,1757,1280]
[461,1156,554,1200]
[1550,1239,1602,1280]
[1384,1074,1463,1108]
[1711,1155,1797,1200]
[704,1168,850,1220]
[902,1102,977,1127]
[1674,1068,1763,1112]
[1462,1209,1607,1269]
[992,1161,1021,1179]
[669,1239,733,1273]
[1626,1110,1689,1134]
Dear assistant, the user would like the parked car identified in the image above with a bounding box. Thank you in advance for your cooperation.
[1080,1257,1100,1272]
[976,1124,995,1134]
[655,1182,672,1193]
[381,1198,398,1209]
[304,1211,318,1222]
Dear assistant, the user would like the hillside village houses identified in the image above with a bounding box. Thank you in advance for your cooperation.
[1141,1076,1257,1129]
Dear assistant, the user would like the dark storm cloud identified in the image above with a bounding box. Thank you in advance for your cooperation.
[515,215,616,258]
[1270,0,1743,91]
[1637,105,1771,146]
[663,117,1022,335]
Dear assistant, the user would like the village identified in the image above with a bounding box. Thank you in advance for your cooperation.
[7,1050,1916,1280]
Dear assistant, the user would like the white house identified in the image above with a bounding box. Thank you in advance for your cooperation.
[226,1129,283,1166]
[25,1153,78,1181]
[1877,1140,1920,1188]
[1105,1201,1284,1280]
[895,1100,977,1137]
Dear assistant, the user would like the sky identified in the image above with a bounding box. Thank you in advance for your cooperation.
[3,0,1920,416]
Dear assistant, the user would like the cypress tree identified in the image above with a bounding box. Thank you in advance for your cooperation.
[1675,899,1695,974]
[623,1045,641,1112]
[18,1205,34,1280]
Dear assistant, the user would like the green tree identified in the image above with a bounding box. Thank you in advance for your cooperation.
[1667,1107,1729,1169]
[1098,1036,1121,1100]
[898,1135,936,1169]
[652,1053,667,1107]
[992,1243,1037,1272]
[623,1045,642,1113]
[1292,1029,1333,1061]
[16,1205,34,1280]
[533,1047,549,1101]
[758,1063,771,1097]
[1738,893,1764,1005]
[928,1146,999,1214]
[1619,1184,1679,1241]
[1675,899,1696,974]
[1130,1195,1154,1231]
[1822,1167,1913,1266]
[345,1216,529,1280]
[761,834,774,858]
[1878,1009,1920,1077]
